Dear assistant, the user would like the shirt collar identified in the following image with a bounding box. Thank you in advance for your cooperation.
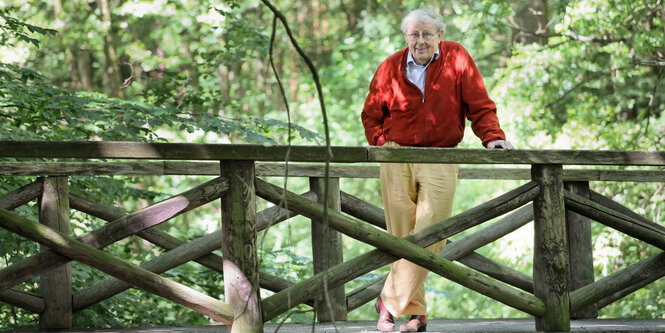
[407,48,440,67]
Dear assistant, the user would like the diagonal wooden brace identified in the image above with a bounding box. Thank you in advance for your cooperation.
[0,176,228,292]
[257,178,545,320]
[0,207,234,324]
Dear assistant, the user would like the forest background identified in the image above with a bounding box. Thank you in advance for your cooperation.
[0,0,664,329]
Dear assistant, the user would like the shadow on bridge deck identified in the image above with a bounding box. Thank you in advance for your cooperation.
[4,318,665,332]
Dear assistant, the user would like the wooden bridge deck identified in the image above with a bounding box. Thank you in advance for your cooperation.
[4,319,665,332]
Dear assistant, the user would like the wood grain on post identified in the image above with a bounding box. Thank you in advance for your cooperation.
[532,164,570,332]
[38,177,72,329]
[310,177,346,322]
[564,181,598,319]
[220,161,262,332]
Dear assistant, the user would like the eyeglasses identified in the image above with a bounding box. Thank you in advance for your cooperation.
[406,32,436,41]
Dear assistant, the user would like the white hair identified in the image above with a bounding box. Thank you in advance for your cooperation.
[400,9,445,33]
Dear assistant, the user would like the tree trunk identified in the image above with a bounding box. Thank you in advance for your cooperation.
[512,0,549,45]
[54,0,93,91]
[96,0,123,98]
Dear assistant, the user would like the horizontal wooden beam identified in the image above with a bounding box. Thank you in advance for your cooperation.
[0,141,664,166]
[1,161,664,183]
[0,207,234,324]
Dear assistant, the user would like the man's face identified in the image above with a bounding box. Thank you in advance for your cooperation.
[404,18,443,66]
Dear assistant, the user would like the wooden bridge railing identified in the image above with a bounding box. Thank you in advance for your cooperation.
[0,141,664,332]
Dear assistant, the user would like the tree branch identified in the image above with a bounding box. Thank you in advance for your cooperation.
[260,0,336,325]
[633,59,665,67]
[544,66,634,111]
[636,67,664,148]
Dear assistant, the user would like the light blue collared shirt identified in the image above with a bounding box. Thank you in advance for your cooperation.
[406,49,439,94]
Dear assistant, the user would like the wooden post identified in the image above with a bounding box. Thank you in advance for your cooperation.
[565,181,598,319]
[220,161,262,332]
[310,177,346,322]
[38,176,72,329]
[532,165,570,332]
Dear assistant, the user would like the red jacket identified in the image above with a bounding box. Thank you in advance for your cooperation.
[361,41,506,147]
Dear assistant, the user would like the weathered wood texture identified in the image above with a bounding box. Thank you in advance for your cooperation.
[310,177,346,322]
[2,162,665,183]
[445,204,535,293]
[68,192,305,293]
[565,182,598,319]
[1,141,665,165]
[564,190,665,250]
[570,252,665,313]
[532,164,570,332]
[0,177,228,293]
[38,177,72,329]
[442,204,533,261]
[0,142,662,329]
[3,318,663,332]
[596,264,665,310]
[0,180,42,209]
[0,207,234,324]
[0,289,43,313]
[73,230,222,312]
[340,191,386,229]
[220,161,262,332]
[346,275,386,312]
[257,179,545,321]
[0,182,44,312]
[347,204,536,309]
[589,189,660,226]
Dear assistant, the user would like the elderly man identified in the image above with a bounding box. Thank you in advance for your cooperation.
[361,8,514,332]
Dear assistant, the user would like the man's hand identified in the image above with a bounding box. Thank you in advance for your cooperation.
[487,140,515,150]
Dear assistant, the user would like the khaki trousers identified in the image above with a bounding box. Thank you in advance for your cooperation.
[379,141,458,317]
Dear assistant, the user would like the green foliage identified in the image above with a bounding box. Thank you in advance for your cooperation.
[0,9,56,48]
[0,61,317,144]
[492,0,665,150]
[1,0,664,329]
